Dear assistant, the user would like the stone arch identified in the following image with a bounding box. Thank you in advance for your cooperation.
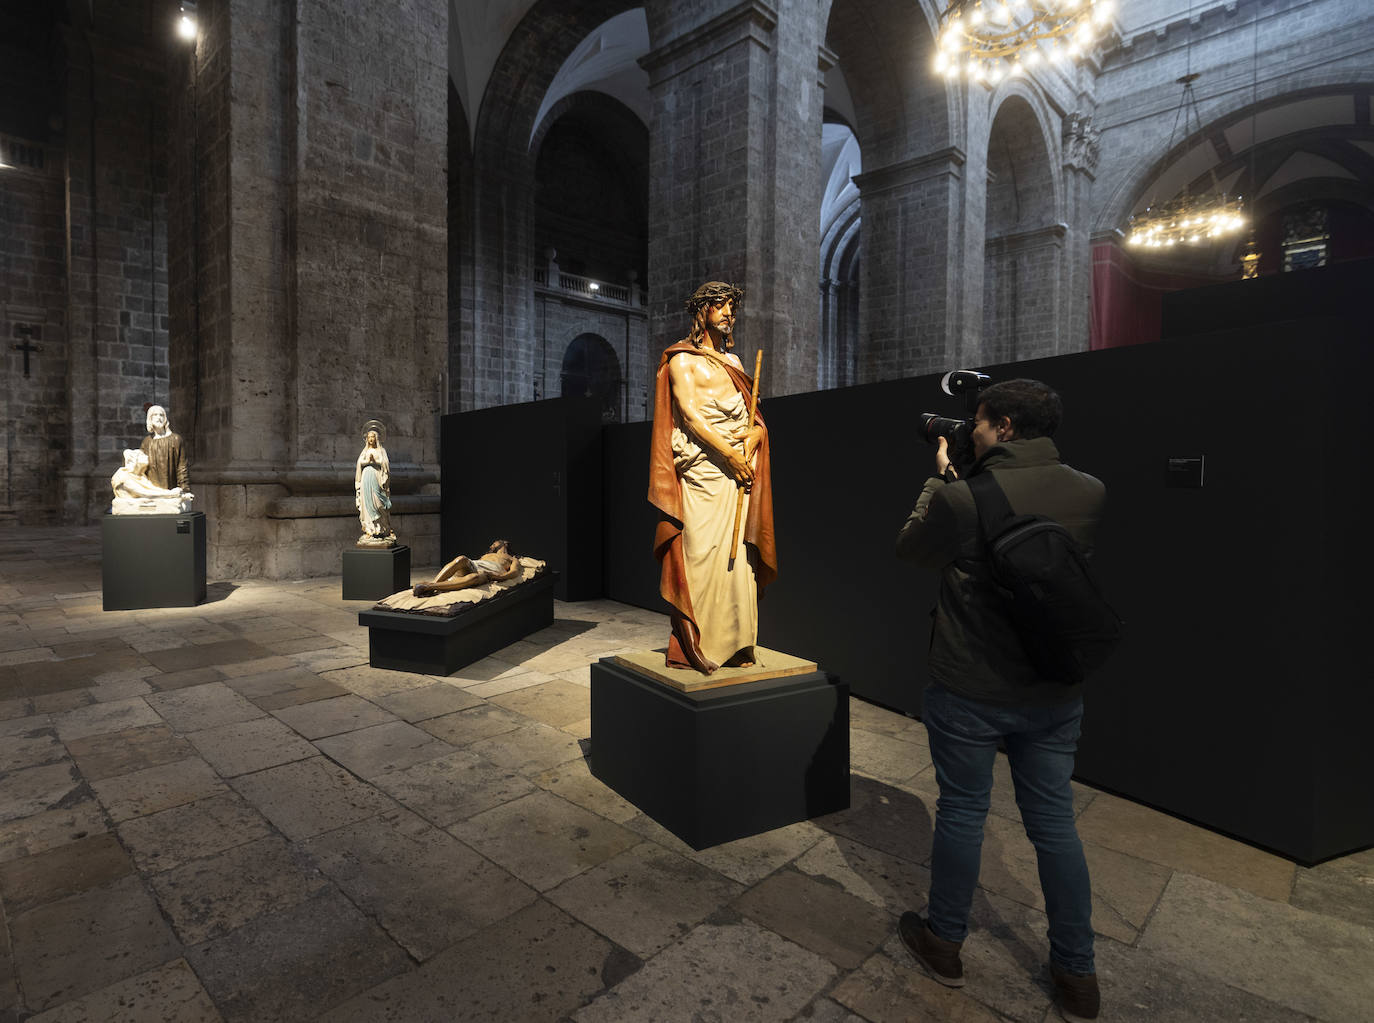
[818,116,862,390]
[981,91,1063,363]
[560,332,624,423]
[455,0,641,412]
[533,91,649,286]
[824,0,960,383]
[1096,79,1374,236]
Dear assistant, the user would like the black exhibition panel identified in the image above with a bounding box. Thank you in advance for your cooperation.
[1160,254,1367,339]
[596,310,1370,863]
[359,572,557,676]
[341,545,411,601]
[600,419,659,612]
[589,658,850,849]
[101,511,207,610]
[440,396,602,602]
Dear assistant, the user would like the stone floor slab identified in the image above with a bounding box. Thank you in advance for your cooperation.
[451,790,641,891]
[64,722,196,781]
[624,813,828,887]
[489,679,592,728]
[1139,870,1374,1021]
[185,715,317,777]
[0,761,84,825]
[52,697,162,742]
[416,703,524,745]
[1075,791,1295,902]
[302,807,538,961]
[26,958,222,1023]
[8,875,181,1013]
[318,664,427,700]
[145,683,265,733]
[733,867,894,969]
[532,757,640,824]
[148,833,332,944]
[830,948,1006,1022]
[0,800,109,864]
[142,666,225,692]
[572,916,837,1023]
[90,756,227,823]
[229,756,397,841]
[546,841,744,957]
[270,693,399,739]
[0,724,65,772]
[464,721,585,776]
[116,791,274,874]
[324,897,625,1023]
[313,720,456,778]
[185,889,410,1022]
[373,681,483,722]
[0,831,133,915]
[369,749,536,827]
[142,639,275,673]
[792,833,932,917]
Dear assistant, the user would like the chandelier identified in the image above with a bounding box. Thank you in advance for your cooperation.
[1126,73,1245,248]
[933,0,1116,81]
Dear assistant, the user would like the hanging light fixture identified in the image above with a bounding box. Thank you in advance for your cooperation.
[177,1,198,42]
[1125,73,1245,248]
[932,0,1116,81]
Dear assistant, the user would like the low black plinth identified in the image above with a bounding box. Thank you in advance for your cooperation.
[358,572,556,675]
[101,511,207,611]
[342,545,411,601]
[589,658,850,849]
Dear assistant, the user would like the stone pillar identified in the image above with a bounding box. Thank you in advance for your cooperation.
[59,15,171,524]
[851,146,969,382]
[1060,111,1101,354]
[641,1,824,398]
[168,0,447,578]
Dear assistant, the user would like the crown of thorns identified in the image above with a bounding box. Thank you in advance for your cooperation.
[684,281,744,312]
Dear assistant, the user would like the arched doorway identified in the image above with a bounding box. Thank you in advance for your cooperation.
[560,333,624,423]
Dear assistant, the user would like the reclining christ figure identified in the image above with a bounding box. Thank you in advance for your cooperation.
[413,540,522,597]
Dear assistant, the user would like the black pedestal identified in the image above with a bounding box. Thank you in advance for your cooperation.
[358,572,556,675]
[101,512,207,611]
[589,659,850,849]
[342,545,411,600]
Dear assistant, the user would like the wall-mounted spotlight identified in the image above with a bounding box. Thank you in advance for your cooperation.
[177,1,198,41]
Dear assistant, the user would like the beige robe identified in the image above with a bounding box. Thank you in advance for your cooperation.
[671,390,757,666]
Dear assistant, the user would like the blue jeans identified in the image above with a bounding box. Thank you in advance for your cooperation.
[922,683,1095,975]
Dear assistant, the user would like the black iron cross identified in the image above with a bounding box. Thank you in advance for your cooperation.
[12,326,40,378]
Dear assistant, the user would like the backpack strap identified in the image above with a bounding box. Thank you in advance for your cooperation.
[967,470,1015,541]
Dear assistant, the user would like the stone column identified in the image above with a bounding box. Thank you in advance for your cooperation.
[851,146,969,382]
[1060,111,1101,354]
[641,1,825,398]
[167,0,447,578]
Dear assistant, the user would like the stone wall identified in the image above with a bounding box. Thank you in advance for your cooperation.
[0,3,174,524]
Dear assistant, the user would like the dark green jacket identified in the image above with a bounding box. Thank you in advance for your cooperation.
[896,436,1105,706]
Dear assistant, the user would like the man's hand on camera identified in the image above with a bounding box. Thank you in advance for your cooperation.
[935,437,957,479]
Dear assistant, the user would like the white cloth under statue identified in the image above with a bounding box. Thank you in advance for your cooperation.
[670,390,757,667]
[111,449,194,514]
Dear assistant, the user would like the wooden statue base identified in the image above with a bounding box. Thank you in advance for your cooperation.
[611,647,819,693]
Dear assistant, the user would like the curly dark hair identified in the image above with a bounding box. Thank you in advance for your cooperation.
[978,379,1063,439]
[683,280,744,348]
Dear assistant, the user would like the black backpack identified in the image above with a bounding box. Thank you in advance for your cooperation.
[967,471,1123,684]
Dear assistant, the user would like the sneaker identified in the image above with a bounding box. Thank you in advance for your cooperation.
[1050,962,1100,1022]
[898,912,965,987]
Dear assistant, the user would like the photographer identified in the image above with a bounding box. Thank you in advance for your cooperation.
[895,378,1106,1023]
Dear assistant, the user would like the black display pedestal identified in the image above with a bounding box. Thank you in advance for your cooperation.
[101,512,207,611]
[358,572,556,675]
[589,658,850,849]
[342,545,411,600]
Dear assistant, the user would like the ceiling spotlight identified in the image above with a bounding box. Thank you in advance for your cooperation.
[177,2,197,41]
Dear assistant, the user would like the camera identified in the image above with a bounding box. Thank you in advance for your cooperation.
[918,370,991,477]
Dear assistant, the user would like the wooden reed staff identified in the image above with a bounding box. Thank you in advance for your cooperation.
[729,348,763,566]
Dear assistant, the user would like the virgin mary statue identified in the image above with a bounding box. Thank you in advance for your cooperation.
[354,420,397,547]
